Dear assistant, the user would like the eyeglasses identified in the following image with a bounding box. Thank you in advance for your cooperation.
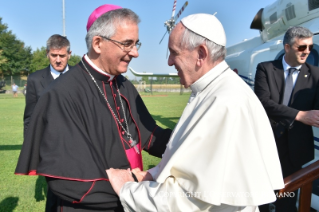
[296,44,313,52]
[99,35,141,52]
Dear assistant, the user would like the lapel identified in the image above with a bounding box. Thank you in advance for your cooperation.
[290,64,310,104]
[40,66,54,88]
[272,60,285,100]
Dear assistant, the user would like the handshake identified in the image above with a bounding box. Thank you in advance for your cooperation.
[106,168,153,195]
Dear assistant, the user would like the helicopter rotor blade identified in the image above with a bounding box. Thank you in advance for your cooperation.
[174,1,188,22]
[171,0,177,19]
[159,31,168,44]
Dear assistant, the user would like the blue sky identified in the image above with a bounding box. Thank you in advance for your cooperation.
[0,0,275,79]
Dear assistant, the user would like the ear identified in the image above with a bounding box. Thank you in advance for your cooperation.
[68,51,72,59]
[284,44,290,53]
[46,50,49,58]
[91,36,103,54]
[196,45,208,66]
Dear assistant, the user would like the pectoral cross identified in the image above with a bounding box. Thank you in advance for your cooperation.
[130,139,140,154]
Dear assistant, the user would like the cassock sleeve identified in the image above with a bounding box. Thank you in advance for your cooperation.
[23,75,37,138]
[119,177,248,212]
[129,87,172,158]
[143,126,172,158]
[254,63,298,128]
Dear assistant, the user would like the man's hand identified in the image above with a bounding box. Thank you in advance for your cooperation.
[295,110,319,127]
[132,168,154,182]
[106,168,134,195]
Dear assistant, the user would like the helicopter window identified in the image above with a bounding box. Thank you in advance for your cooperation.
[285,5,296,21]
[309,0,319,11]
[270,12,277,24]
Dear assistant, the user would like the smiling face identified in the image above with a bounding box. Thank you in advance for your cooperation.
[98,20,139,76]
[284,37,313,67]
[167,23,200,88]
[47,47,71,72]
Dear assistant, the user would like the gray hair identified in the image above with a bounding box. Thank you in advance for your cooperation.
[283,26,313,46]
[181,27,226,63]
[85,8,140,51]
[46,34,70,52]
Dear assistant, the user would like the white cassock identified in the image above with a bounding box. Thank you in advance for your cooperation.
[120,61,284,212]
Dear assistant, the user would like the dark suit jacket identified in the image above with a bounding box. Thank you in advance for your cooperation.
[254,60,319,167]
[23,65,71,138]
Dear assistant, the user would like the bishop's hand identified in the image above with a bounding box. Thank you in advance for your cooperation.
[106,168,134,195]
[132,168,154,181]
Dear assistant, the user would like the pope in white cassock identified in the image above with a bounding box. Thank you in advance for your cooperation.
[106,13,284,212]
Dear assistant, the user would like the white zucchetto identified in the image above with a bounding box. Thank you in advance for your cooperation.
[181,13,226,46]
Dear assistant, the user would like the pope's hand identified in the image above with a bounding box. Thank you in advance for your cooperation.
[132,168,154,181]
[106,168,134,195]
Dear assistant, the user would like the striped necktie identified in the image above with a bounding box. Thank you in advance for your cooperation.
[282,68,296,106]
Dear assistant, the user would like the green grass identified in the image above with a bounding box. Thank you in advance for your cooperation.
[0,92,189,211]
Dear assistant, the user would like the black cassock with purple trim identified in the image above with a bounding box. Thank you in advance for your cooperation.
[15,57,172,211]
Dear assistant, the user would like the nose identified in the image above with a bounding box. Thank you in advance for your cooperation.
[167,54,173,66]
[129,46,139,58]
[56,56,61,63]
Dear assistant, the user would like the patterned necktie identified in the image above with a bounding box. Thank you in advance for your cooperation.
[282,68,296,106]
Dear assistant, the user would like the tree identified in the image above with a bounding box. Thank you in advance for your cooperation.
[0,50,7,66]
[29,47,50,73]
[0,49,7,77]
[68,54,81,66]
[0,17,32,75]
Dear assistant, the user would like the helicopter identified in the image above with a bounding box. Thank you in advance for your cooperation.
[225,0,319,209]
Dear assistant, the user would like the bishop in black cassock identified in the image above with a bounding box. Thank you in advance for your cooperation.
[15,55,172,211]
[16,5,173,211]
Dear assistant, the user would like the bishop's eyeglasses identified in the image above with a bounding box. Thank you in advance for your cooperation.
[99,35,141,52]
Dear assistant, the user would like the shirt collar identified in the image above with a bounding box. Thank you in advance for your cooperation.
[282,55,302,71]
[50,64,69,79]
[84,54,114,81]
[190,60,229,94]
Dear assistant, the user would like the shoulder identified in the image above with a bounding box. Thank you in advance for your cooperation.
[304,62,319,78]
[305,62,319,71]
[117,75,135,87]
[256,60,282,75]
[28,66,50,79]
[258,60,280,68]
[116,75,139,97]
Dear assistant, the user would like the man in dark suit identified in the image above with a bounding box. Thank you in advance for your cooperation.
[255,26,319,211]
[23,34,72,212]
[23,34,72,138]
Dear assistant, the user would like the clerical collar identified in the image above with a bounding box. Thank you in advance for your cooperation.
[50,65,69,79]
[190,60,229,94]
[84,54,114,81]
[282,55,301,71]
